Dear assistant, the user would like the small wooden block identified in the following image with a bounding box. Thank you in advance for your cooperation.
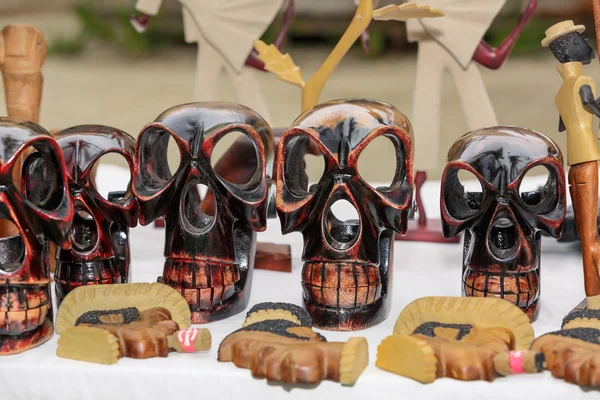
[254,242,292,272]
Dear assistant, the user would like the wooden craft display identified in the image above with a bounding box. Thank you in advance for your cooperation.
[375,297,536,383]
[543,20,600,309]
[131,0,294,121]
[218,302,368,385]
[398,0,537,243]
[132,102,273,323]
[275,99,414,330]
[440,126,566,320]
[53,125,139,305]
[55,283,210,364]
[0,119,73,355]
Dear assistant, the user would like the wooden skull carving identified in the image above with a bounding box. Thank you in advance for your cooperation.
[0,118,73,354]
[276,99,414,331]
[440,127,566,320]
[53,125,138,306]
[133,102,273,323]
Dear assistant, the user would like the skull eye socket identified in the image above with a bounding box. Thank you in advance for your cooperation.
[21,145,65,211]
[283,135,325,197]
[91,152,132,204]
[138,129,181,192]
[518,165,559,215]
[443,169,484,220]
[324,199,360,250]
[357,134,403,190]
[210,130,259,186]
[181,183,216,232]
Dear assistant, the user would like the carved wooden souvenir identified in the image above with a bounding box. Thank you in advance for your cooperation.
[254,0,443,113]
[276,99,414,330]
[55,283,210,364]
[52,126,139,306]
[375,297,536,383]
[495,295,600,387]
[218,302,368,385]
[0,25,46,239]
[132,102,273,323]
[397,0,537,243]
[542,21,600,308]
[440,126,566,320]
[0,118,73,355]
[130,0,295,121]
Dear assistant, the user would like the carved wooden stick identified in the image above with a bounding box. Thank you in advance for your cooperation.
[569,163,600,296]
[0,25,46,238]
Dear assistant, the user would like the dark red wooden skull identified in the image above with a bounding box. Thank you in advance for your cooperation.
[132,102,273,323]
[53,125,138,306]
[0,118,73,354]
[440,126,566,321]
[276,99,414,331]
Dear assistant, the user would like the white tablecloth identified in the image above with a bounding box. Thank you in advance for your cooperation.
[0,169,594,400]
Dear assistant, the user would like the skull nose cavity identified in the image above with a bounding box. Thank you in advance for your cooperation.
[488,216,519,258]
[70,208,98,252]
[0,223,24,272]
[181,183,215,232]
[324,199,360,250]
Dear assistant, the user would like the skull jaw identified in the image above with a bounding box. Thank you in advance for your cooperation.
[0,318,53,355]
[462,265,540,322]
[159,263,251,324]
[54,258,123,307]
[301,231,394,331]
[304,295,390,331]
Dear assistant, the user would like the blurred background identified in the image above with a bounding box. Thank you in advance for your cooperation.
[0,0,598,181]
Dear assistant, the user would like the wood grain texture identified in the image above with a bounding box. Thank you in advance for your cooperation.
[569,163,600,296]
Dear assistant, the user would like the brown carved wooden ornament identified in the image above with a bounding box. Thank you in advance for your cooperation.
[440,127,566,320]
[218,302,368,385]
[276,99,414,331]
[132,102,273,323]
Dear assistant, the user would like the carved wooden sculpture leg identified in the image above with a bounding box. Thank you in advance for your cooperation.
[569,162,600,297]
[57,307,211,364]
[218,302,369,385]
[376,297,536,383]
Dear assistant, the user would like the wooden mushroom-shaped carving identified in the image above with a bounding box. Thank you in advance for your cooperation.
[55,283,211,364]
[376,297,536,383]
[218,302,369,385]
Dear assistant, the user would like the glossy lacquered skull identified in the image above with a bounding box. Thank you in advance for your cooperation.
[133,102,273,323]
[0,118,73,354]
[53,125,138,305]
[441,126,566,320]
[276,99,414,330]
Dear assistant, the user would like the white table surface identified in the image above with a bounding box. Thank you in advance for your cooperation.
[0,167,595,400]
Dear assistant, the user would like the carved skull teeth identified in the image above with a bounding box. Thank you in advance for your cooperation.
[302,261,382,309]
[163,259,240,315]
[462,267,540,311]
[0,284,50,335]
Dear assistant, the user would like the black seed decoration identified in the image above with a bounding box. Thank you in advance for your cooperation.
[245,302,312,327]
[542,327,600,345]
[412,322,474,341]
[75,307,140,326]
[224,320,327,343]
[561,309,600,328]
